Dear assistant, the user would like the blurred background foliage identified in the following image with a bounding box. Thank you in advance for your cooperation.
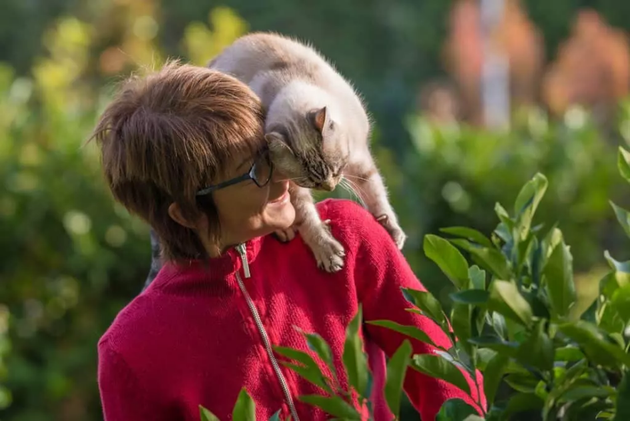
[2,0,630,420]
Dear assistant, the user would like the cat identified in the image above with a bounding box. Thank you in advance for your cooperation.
[208,32,406,272]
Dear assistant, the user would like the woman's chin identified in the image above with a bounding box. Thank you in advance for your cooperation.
[265,201,296,231]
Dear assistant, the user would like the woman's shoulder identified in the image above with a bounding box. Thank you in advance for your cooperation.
[315,198,387,245]
[315,198,373,225]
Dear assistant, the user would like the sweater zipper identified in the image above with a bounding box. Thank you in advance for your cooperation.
[235,243,300,421]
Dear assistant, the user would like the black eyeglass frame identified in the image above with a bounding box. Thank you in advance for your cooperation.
[196,151,273,196]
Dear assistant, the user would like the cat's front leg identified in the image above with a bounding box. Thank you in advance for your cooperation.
[287,183,346,272]
[346,161,407,249]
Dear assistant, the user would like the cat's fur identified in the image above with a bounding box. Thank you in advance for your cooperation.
[209,32,406,271]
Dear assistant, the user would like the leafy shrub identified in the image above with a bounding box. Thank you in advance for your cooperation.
[395,108,630,306]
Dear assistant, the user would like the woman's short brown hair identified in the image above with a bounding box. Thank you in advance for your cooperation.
[91,60,265,261]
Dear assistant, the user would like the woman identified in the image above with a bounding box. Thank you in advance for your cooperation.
[93,61,484,420]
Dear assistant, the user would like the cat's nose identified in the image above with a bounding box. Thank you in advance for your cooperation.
[321,180,335,191]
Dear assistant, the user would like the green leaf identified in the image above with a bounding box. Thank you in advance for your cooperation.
[469,265,486,290]
[492,313,508,340]
[543,238,576,319]
[513,173,548,240]
[614,371,630,421]
[199,405,220,421]
[450,239,511,280]
[401,288,446,326]
[503,393,544,419]
[384,340,412,419]
[618,146,630,184]
[555,346,585,362]
[483,352,508,406]
[612,284,630,324]
[268,410,281,421]
[451,303,473,357]
[424,235,470,289]
[450,290,490,305]
[611,201,630,239]
[558,385,614,403]
[542,227,563,260]
[440,226,493,247]
[233,389,256,421]
[367,320,437,348]
[302,332,338,386]
[468,336,518,357]
[343,306,368,397]
[298,395,361,419]
[476,348,498,371]
[495,202,515,232]
[411,354,471,395]
[603,252,630,294]
[488,280,533,327]
[558,321,630,368]
[274,347,331,392]
[504,373,540,393]
[515,321,554,371]
[435,398,479,421]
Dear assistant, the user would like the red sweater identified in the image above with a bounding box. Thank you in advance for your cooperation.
[98,199,485,420]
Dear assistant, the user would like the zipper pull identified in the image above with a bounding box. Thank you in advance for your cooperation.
[235,243,251,278]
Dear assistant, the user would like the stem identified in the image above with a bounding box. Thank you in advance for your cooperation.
[454,353,487,415]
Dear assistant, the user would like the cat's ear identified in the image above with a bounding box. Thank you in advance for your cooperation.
[309,106,328,133]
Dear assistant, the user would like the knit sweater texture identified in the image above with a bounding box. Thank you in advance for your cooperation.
[98,199,485,420]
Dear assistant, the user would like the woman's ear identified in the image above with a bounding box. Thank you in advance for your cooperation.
[168,202,204,230]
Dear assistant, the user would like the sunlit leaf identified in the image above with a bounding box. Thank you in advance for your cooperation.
[450,239,511,280]
[367,320,437,348]
[298,395,360,419]
[513,173,548,240]
[440,226,492,247]
[301,331,338,386]
[410,354,470,395]
[200,405,220,421]
[468,265,486,290]
[232,389,255,421]
[558,321,630,368]
[401,288,446,326]
[543,239,576,319]
[488,280,533,327]
[274,347,331,392]
[424,235,470,289]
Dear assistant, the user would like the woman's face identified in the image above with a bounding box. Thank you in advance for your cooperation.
[210,149,295,248]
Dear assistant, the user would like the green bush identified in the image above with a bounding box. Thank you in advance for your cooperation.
[392,108,630,308]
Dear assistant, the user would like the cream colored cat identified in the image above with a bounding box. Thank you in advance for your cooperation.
[208,32,406,272]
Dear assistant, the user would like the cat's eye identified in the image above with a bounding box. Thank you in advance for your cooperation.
[328,121,335,130]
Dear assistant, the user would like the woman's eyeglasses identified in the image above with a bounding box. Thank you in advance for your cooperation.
[196,150,274,196]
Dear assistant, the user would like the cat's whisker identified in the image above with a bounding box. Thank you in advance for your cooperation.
[343,174,372,183]
[340,178,367,207]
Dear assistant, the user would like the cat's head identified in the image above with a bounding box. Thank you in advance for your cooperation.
[265,106,348,191]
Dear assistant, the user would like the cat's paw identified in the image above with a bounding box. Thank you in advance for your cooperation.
[301,220,346,272]
[376,214,407,250]
[274,226,296,243]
